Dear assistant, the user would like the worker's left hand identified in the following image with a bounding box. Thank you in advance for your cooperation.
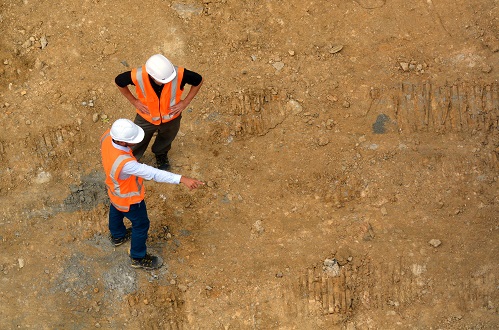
[169,100,188,116]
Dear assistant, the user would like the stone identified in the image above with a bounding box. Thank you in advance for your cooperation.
[40,36,48,49]
[429,239,441,248]
[317,136,329,146]
[272,61,285,71]
[400,62,409,71]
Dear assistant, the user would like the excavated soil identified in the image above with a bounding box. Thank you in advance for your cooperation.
[0,0,498,329]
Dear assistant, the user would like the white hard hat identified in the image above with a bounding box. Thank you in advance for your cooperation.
[145,54,176,84]
[110,119,145,144]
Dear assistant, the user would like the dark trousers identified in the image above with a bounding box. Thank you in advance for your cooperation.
[109,200,150,259]
[132,114,182,161]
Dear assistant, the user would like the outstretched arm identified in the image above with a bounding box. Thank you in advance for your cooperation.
[120,159,204,190]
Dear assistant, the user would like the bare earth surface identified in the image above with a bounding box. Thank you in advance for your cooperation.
[0,0,498,329]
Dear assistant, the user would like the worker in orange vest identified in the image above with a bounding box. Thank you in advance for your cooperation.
[101,118,204,270]
[115,54,203,171]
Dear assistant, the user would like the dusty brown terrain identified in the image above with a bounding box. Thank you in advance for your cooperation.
[0,0,498,329]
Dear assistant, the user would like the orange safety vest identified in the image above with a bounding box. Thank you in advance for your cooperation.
[100,130,145,212]
[131,65,185,125]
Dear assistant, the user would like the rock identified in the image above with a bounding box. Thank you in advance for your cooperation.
[342,101,350,108]
[429,239,441,248]
[40,36,48,49]
[92,113,99,123]
[380,207,388,216]
[400,62,409,71]
[34,58,43,70]
[411,264,426,276]
[329,45,343,54]
[18,258,25,269]
[286,99,303,115]
[251,220,264,236]
[325,119,335,129]
[177,284,188,292]
[35,171,51,184]
[317,136,329,146]
[481,64,492,73]
[272,61,285,71]
[323,258,340,277]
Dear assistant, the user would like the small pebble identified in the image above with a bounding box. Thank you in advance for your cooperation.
[429,239,442,248]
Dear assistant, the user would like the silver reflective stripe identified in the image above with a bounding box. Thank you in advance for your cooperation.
[169,66,179,107]
[109,155,142,199]
[152,116,161,121]
[101,132,110,143]
[113,203,129,212]
[135,67,146,97]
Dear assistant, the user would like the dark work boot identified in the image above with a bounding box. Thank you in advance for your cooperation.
[156,154,171,171]
[109,227,132,247]
[130,253,163,270]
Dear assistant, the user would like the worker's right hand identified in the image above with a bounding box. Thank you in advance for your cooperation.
[132,99,150,115]
[180,176,205,190]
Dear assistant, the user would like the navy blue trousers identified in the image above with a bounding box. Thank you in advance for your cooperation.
[109,200,150,259]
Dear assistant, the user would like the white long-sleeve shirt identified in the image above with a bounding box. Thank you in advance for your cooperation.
[112,141,181,184]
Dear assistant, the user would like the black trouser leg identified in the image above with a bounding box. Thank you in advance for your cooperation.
[151,115,182,156]
[131,114,158,161]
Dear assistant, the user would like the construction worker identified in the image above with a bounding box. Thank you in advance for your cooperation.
[115,54,203,171]
[101,118,204,270]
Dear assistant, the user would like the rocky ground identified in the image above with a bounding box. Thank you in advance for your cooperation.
[0,0,498,329]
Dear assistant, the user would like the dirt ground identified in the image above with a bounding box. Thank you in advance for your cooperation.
[0,0,498,329]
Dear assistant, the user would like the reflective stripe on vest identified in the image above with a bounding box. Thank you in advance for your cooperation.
[109,154,143,199]
[135,66,179,122]
[135,67,146,98]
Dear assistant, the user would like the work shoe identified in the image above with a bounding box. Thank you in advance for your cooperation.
[110,228,132,247]
[156,154,171,171]
[130,253,163,270]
